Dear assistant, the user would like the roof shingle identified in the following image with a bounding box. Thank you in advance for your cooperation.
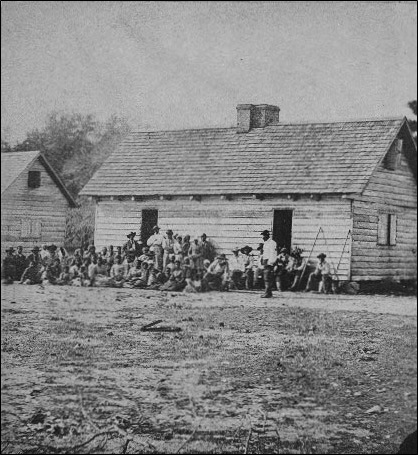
[80,118,405,196]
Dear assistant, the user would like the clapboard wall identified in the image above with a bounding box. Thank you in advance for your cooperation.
[94,194,353,280]
[1,159,69,256]
[351,149,417,282]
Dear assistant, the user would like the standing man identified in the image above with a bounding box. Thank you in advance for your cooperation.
[14,246,27,281]
[162,230,175,271]
[147,225,164,271]
[123,232,142,257]
[260,229,277,298]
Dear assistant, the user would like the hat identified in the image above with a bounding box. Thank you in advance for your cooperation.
[217,253,227,260]
[232,247,240,253]
[152,225,160,231]
[49,244,58,251]
[203,259,211,266]
[166,229,173,235]
[31,246,41,252]
[5,247,15,253]
[127,232,136,238]
[240,245,253,254]
[260,229,270,236]
[279,248,288,254]
[317,253,326,259]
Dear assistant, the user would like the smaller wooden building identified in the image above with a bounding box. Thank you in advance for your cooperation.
[1,151,77,256]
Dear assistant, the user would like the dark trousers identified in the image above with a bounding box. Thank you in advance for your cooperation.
[306,272,332,293]
[263,265,274,296]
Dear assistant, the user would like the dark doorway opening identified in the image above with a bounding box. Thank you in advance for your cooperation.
[141,209,158,243]
[273,210,293,252]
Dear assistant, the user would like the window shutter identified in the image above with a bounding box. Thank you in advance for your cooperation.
[389,214,397,246]
[28,171,41,188]
[21,219,31,237]
[32,220,42,238]
[377,214,388,245]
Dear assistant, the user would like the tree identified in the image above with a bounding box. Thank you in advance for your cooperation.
[11,111,130,197]
[407,100,417,136]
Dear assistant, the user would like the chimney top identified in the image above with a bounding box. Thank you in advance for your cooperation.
[236,104,280,133]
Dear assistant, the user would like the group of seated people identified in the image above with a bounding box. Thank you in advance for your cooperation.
[1,226,332,293]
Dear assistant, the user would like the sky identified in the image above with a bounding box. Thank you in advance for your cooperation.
[1,1,417,144]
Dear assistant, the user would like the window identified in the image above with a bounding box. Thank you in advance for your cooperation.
[377,213,397,246]
[384,139,403,171]
[21,219,42,238]
[28,171,41,188]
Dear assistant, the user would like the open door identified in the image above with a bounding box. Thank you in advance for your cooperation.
[273,210,293,252]
[141,209,158,244]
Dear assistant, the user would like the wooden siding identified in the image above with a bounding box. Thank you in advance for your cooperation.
[1,159,69,257]
[351,152,417,281]
[95,195,353,280]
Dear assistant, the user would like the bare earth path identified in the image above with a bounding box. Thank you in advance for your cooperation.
[1,284,417,454]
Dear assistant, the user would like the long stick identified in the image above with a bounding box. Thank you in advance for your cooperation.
[335,229,351,274]
[297,226,323,289]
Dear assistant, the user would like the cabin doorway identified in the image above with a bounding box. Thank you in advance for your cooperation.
[272,210,293,252]
[141,209,158,243]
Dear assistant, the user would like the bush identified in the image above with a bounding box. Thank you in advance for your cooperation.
[65,198,95,253]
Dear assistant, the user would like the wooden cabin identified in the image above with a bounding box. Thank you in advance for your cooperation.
[80,104,417,284]
[1,151,77,256]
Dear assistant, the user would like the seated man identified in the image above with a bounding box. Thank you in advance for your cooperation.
[2,248,16,284]
[56,265,71,285]
[20,261,42,285]
[129,261,150,288]
[160,260,186,292]
[287,247,306,291]
[229,247,246,290]
[305,253,332,294]
[109,255,126,287]
[203,254,230,291]
[274,248,290,291]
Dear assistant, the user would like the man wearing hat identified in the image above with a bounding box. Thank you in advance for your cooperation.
[275,247,290,292]
[2,248,16,283]
[162,230,175,271]
[27,246,42,266]
[305,253,332,293]
[260,229,277,298]
[123,232,142,257]
[147,226,164,270]
[229,247,246,289]
[203,253,230,291]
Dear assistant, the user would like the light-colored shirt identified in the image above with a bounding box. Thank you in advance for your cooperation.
[316,260,331,276]
[147,233,165,249]
[263,238,277,265]
[229,254,246,272]
[162,237,175,253]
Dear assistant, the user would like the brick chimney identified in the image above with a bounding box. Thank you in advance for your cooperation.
[237,104,280,133]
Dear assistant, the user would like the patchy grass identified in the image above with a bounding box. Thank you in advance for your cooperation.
[1,285,417,454]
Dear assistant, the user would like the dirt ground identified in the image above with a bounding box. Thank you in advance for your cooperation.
[1,284,417,454]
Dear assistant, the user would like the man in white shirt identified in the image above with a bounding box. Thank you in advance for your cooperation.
[229,247,246,289]
[146,226,164,270]
[305,253,332,293]
[260,229,277,298]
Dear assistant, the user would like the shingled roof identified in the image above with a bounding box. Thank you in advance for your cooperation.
[1,151,77,207]
[80,118,409,197]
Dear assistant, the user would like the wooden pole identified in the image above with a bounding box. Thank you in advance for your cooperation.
[297,226,323,290]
